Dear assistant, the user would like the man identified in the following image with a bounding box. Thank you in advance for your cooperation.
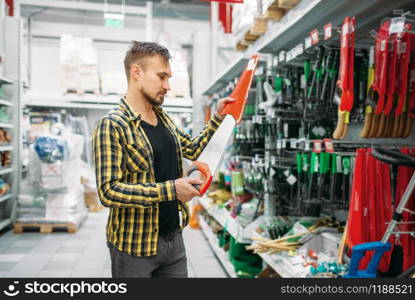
[92,41,233,278]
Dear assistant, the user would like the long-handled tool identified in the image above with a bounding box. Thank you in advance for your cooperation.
[186,55,259,195]
[380,32,398,138]
[345,148,415,278]
[368,20,390,138]
[403,30,415,138]
[333,16,355,140]
[394,24,412,138]
[360,47,375,138]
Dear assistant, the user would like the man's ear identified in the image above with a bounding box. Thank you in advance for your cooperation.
[131,64,143,81]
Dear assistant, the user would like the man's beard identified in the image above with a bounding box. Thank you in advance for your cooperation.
[141,89,164,107]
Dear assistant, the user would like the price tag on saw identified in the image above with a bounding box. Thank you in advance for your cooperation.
[324,23,332,40]
[389,17,405,34]
[310,29,319,45]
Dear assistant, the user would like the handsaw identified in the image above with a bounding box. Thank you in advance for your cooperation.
[186,54,259,195]
[402,31,415,138]
[369,20,390,138]
[394,24,412,138]
[360,47,375,138]
[381,32,398,138]
[333,16,355,140]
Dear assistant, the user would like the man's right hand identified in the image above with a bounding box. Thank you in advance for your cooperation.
[174,178,202,203]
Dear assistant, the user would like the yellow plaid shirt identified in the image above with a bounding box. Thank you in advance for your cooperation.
[92,97,223,256]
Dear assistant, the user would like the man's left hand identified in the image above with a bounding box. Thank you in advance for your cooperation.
[214,97,235,121]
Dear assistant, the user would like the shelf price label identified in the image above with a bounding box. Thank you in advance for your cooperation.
[304,37,312,49]
[279,50,286,63]
[324,23,332,40]
[323,138,334,153]
[288,43,303,61]
[310,29,319,45]
[273,56,279,67]
[313,140,322,153]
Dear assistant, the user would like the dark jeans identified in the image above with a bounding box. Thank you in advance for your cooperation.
[107,229,188,278]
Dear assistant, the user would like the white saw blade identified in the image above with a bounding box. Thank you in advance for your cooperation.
[197,114,236,177]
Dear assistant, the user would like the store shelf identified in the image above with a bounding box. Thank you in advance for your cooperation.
[0,218,12,231]
[0,76,12,85]
[24,96,193,113]
[0,145,13,152]
[0,193,12,204]
[0,99,12,106]
[0,167,13,175]
[0,123,13,129]
[198,214,238,278]
[249,232,309,278]
[203,0,413,96]
[199,196,251,244]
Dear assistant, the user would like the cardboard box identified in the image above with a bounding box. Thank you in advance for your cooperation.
[278,0,301,9]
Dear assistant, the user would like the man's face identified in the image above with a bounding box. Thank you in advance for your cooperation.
[135,55,172,106]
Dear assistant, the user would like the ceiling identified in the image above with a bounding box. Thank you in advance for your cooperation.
[20,0,211,21]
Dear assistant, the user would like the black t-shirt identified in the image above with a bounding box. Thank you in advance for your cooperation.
[141,115,180,236]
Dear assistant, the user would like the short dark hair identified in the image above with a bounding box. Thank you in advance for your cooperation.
[124,41,171,81]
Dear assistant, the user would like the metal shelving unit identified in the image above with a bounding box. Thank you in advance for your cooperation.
[200,0,415,277]
[0,218,12,231]
[0,16,23,231]
[203,0,413,96]
[0,99,12,106]
[198,214,238,278]
[199,196,252,244]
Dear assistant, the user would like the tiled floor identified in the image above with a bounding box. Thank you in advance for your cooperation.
[0,208,228,278]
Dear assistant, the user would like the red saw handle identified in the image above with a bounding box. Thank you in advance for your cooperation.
[186,161,212,195]
[374,20,390,115]
[220,54,259,124]
[383,33,398,116]
[396,24,412,116]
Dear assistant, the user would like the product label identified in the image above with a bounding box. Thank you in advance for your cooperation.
[310,29,319,45]
[324,23,332,40]
[304,37,312,49]
[247,57,257,71]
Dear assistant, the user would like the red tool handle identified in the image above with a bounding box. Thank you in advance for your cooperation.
[383,33,398,115]
[374,20,390,115]
[408,33,415,119]
[339,16,355,112]
[220,54,259,123]
[338,17,350,95]
[396,24,412,116]
[186,161,212,195]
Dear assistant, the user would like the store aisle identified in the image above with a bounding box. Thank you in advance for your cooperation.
[0,209,227,278]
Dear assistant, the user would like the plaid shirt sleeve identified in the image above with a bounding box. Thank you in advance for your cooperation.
[93,117,176,208]
[177,114,223,161]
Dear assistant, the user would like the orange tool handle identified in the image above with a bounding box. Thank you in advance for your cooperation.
[185,161,213,195]
[220,54,259,123]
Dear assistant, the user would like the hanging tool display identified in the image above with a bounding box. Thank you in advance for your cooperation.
[367,20,390,138]
[345,148,415,278]
[393,23,412,138]
[333,16,356,140]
